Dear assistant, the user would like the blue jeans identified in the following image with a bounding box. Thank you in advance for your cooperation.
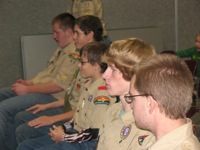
[17,135,97,150]
[0,87,57,150]
[15,107,65,144]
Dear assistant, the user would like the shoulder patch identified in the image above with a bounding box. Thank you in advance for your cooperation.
[68,53,80,61]
[94,96,110,105]
[98,86,107,90]
[138,135,149,146]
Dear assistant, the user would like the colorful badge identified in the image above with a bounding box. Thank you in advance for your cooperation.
[68,53,80,60]
[94,96,110,105]
[138,135,149,145]
[119,125,132,143]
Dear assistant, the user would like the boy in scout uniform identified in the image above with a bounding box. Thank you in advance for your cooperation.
[130,54,200,149]
[97,38,156,150]
[17,42,116,150]
[0,13,80,150]
[15,15,105,148]
[67,0,110,45]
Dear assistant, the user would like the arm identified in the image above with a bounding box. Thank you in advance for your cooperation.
[50,125,99,143]
[12,81,63,96]
[26,98,65,114]
[176,47,196,58]
[28,109,75,128]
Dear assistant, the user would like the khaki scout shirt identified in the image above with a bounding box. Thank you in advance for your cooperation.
[73,77,116,131]
[32,43,79,99]
[68,0,107,36]
[97,102,151,150]
[64,71,92,111]
[141,119,200,150]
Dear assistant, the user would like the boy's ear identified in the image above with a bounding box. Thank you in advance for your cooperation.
[88,31,94,40]
[94,63,101,70]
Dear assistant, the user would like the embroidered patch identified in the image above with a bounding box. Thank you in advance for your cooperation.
[68,53,80,60]
[119,125,132,143]
[88,95,93,102]
[138,135,149,146]
[76,83,81,90]
[98,86,107,90]
[93,96,110,105]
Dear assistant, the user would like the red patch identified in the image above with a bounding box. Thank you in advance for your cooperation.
[98,86,107,90]
[77,84,81,90]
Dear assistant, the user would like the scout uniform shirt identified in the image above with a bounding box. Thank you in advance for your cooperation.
[64,71,92,112]
[68,0,107,37]
[141,119,200,150]
[73,77,116,131]
[97,102,151,150]
[32,43,79,99]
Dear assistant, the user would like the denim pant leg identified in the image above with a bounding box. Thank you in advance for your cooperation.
[0,93,57,150]
[37,140,98,150]
[16,135,55,150]
[0,87,16,102]
[15,108,65,144]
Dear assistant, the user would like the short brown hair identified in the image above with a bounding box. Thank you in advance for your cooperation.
[103,38,156,81]
[134,54,193,119]
[52,13,75,31]
[80,42,108,73]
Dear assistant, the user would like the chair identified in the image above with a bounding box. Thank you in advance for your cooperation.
[160,50,176,55]
[184,60,198,76]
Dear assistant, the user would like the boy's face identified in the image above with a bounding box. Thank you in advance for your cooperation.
[130,76,148,129]
[102,63,130,96]
[195,35,200,51]
[73,25,93,49]
[52,22,69,48]
[78,55,95,79]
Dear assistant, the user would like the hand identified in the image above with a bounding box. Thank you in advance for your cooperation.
[62,128,93,143]
[28,116,54,128]
[16,79,33,85]
[49,125,65,142]
[26,104,49,114]
[11,83,29,95]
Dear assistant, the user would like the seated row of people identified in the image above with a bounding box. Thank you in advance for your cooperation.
[0,12,199,150]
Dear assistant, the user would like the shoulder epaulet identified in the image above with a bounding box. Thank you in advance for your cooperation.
[68,53,80,60]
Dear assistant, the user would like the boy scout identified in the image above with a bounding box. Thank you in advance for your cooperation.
[97,38,156,150]
[0,13,79,150]
[17,42,116,150]
[130,54,200,149]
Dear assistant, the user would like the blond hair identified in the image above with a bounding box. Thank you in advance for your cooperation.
[103,38,156,81]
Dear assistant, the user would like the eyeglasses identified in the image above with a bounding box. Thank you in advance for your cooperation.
[124,93,149,104]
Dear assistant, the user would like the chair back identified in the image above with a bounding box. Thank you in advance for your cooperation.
[184,60,198,76]
[160,50,176,55]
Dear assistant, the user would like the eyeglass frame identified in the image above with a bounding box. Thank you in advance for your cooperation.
[124,93,150,104]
